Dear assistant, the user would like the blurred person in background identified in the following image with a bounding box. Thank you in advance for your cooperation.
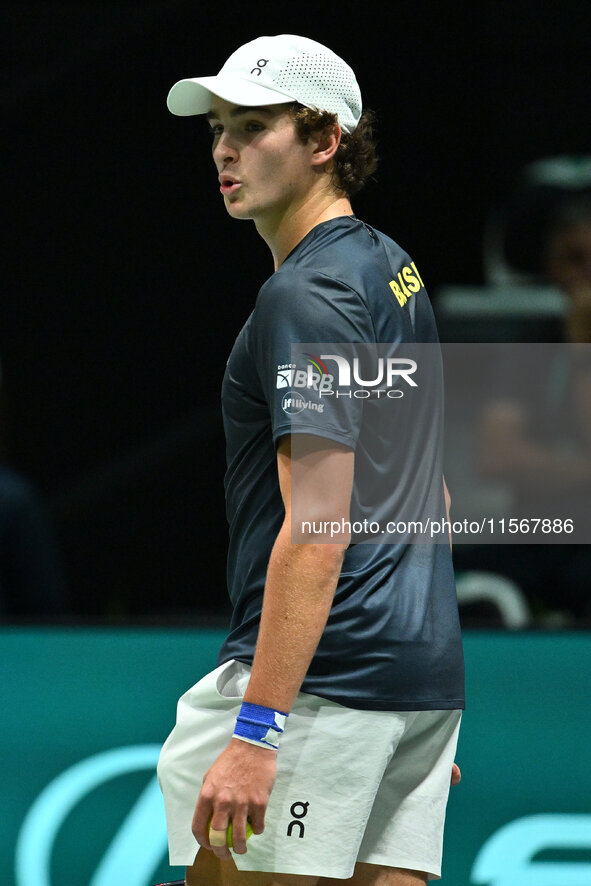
[545,195,591,342]
[475,194,591,623]
[0,360,65,618]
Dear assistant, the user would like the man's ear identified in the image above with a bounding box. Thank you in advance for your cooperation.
[309,122,342,168]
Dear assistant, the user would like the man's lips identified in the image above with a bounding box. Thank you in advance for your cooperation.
[220,181,242,195]
[219,174,242,196]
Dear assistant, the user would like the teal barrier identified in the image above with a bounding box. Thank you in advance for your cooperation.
[2,629,590,885]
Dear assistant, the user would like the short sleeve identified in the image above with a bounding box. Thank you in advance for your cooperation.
[251,269,376,449]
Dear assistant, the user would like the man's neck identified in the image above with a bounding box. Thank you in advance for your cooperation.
[256,193,354,271]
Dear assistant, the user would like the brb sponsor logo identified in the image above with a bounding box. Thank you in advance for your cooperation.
[276,355,334,394]
[278,355,331,415]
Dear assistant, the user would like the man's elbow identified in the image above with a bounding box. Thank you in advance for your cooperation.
[288,509,352,550]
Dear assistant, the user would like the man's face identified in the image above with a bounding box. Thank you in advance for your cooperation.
[206,98,318,223]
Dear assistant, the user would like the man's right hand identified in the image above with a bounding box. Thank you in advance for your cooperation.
[192,738,277,858]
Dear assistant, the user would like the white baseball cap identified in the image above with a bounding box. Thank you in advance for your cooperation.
[166,34,362,134]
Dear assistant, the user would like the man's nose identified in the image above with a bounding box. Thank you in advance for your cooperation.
[213,134,239,165]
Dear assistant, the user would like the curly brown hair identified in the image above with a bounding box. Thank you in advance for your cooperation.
[287,103,378,197]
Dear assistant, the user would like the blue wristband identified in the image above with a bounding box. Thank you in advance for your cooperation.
[233,702,288,750]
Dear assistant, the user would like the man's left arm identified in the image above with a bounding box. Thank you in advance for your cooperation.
[192,434,354,858]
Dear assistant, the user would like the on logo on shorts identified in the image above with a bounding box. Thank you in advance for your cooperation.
[286,800,309,838]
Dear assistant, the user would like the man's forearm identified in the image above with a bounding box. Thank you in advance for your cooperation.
[243,521,346,712]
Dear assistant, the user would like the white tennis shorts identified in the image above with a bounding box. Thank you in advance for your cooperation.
[157,660,461,880]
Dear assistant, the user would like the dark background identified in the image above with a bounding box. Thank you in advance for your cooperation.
[2,0,590,621]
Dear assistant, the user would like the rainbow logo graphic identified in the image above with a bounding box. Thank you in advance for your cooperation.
[303,353,329,376]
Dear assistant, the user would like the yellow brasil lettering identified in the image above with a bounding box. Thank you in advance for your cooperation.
[389,261,425,307]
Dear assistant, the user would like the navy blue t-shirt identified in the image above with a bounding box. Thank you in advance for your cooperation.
[218,216,464,711]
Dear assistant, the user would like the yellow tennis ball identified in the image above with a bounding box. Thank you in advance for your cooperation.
[226,819,254,847]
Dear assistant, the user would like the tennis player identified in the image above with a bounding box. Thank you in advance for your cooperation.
[158,34,464,886]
